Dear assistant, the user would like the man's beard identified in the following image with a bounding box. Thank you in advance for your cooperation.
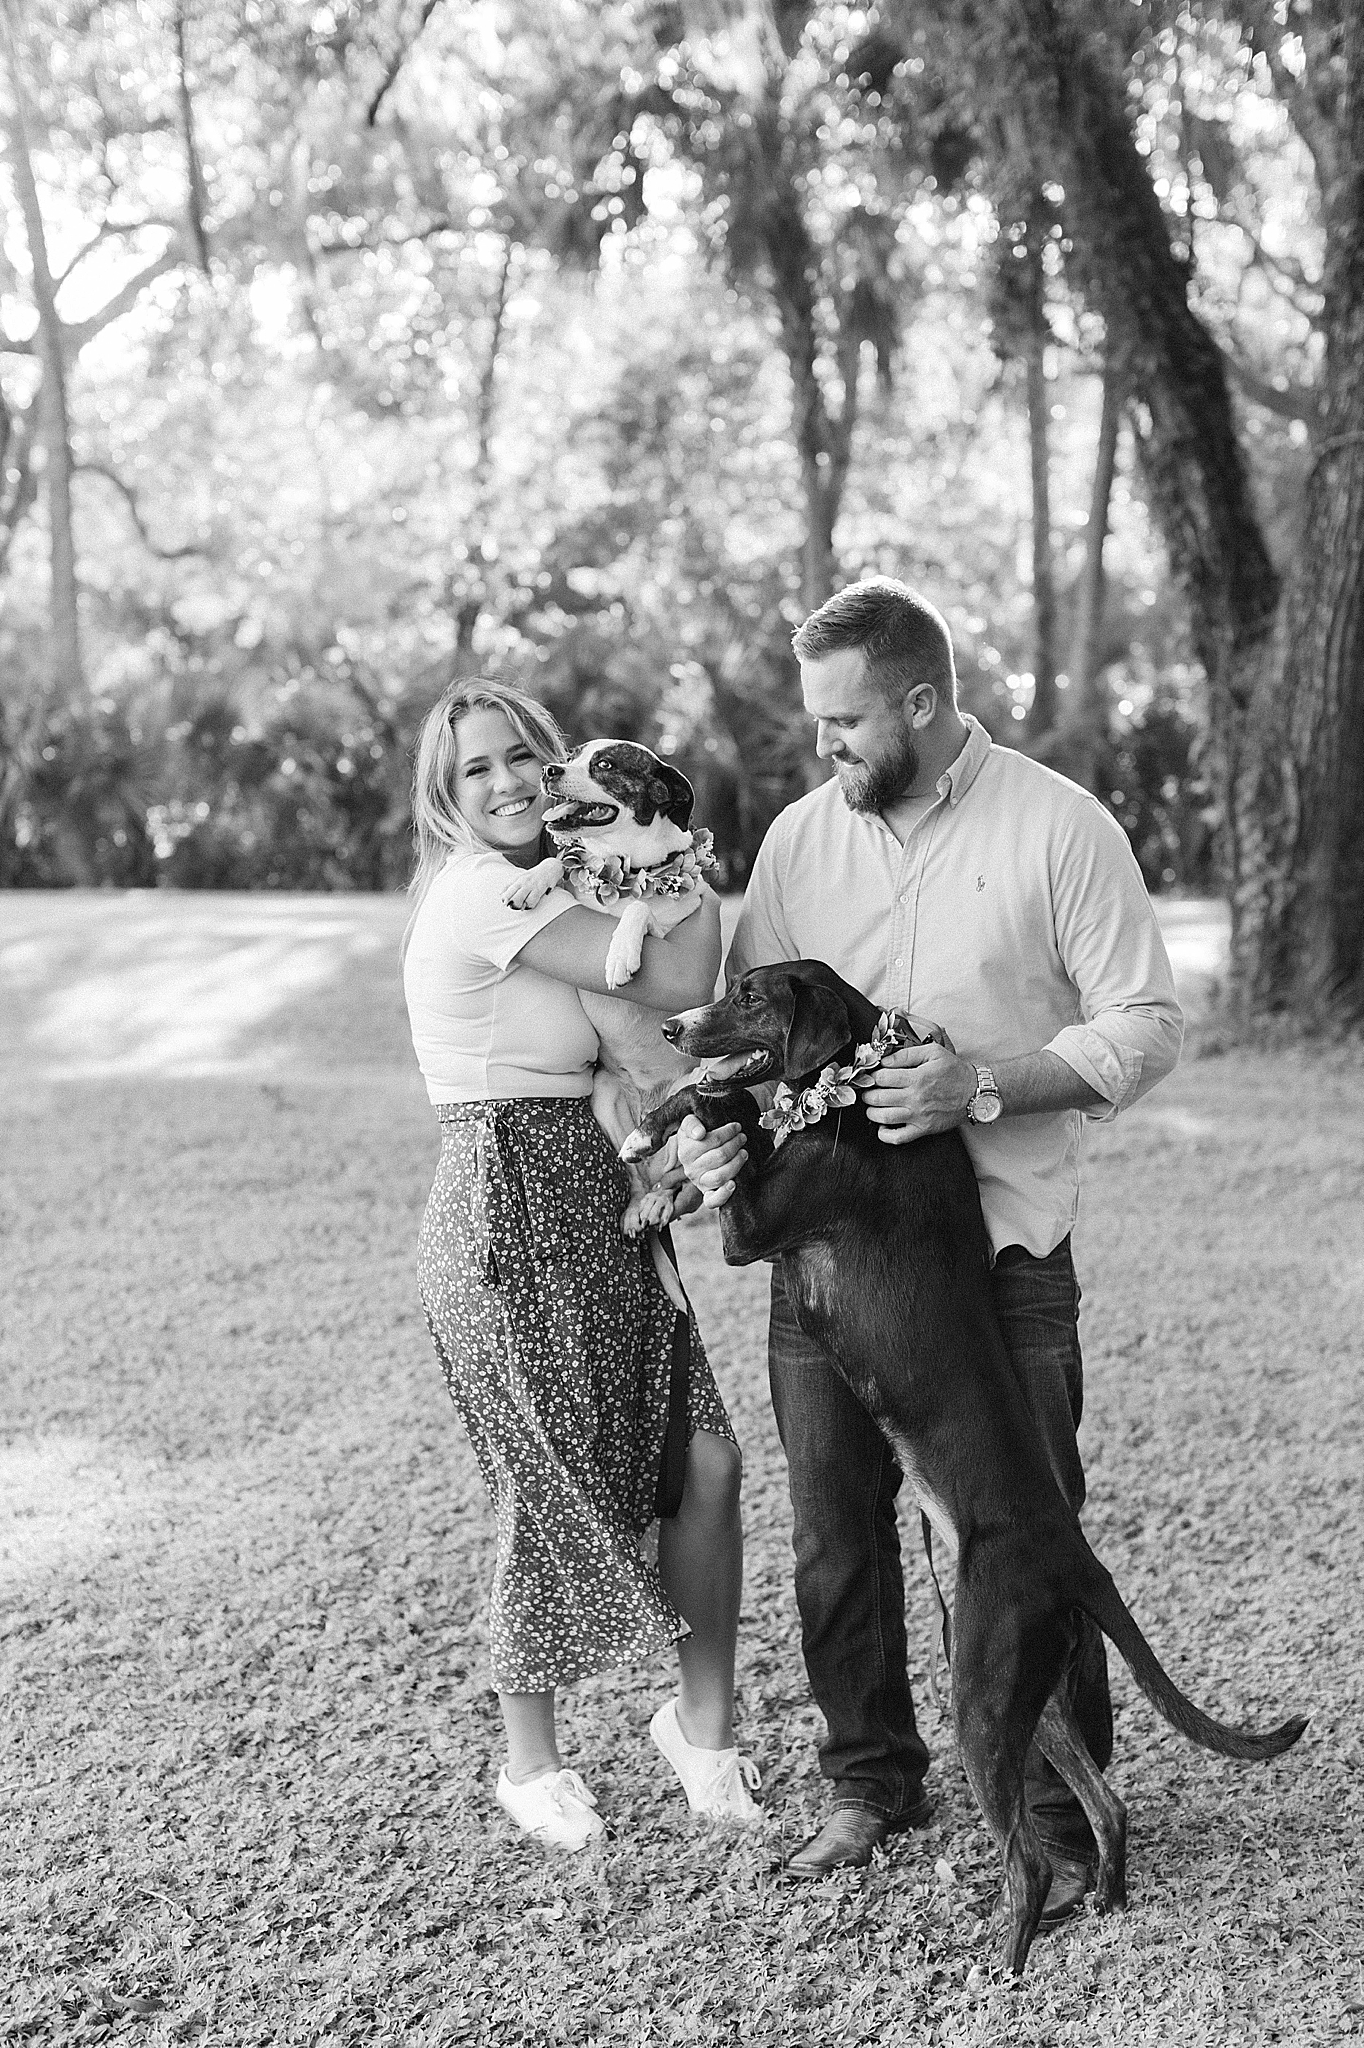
[834,725,919,813]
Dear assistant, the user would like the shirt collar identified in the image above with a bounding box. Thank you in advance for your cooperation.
[935,713,992,807]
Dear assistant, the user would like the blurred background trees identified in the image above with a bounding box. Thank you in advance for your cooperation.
[1,0,1359,1022]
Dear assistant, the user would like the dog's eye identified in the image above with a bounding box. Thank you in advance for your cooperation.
[734,988,755,1007]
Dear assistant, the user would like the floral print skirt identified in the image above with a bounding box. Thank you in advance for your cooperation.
[418,1096,736,1693]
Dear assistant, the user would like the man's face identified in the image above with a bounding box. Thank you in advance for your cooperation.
[800,647,919,813]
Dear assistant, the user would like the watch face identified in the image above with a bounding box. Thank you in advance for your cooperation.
[973,1091,1003,1124]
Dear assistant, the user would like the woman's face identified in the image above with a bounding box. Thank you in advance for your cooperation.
[452,706,550,855]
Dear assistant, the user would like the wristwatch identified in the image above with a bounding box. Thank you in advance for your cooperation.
[966,1065,1003,1125]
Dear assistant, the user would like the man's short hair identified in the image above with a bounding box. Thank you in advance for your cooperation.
[792,579,957,705]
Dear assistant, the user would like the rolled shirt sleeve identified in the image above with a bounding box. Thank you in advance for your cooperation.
[1043,799,1184,1121]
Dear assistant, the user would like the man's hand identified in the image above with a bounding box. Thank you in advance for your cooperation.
[857,1041,978,1145]
[676,1114,747,1208]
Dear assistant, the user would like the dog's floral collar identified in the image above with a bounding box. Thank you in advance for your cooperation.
[554,826,718,906]
[759,1010,913,1150]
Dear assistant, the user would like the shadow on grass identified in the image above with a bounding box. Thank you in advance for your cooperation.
[5,891,1358,2048]
[0,892,412,1080]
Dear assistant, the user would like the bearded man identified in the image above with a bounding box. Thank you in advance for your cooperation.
[679,578,1183,1918]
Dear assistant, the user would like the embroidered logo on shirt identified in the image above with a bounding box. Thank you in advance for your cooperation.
[975,874,986,891]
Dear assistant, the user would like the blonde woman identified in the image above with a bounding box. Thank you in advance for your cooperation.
[402,678,758,1850]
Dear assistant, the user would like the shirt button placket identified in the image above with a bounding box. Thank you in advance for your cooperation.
[892,843,915,997]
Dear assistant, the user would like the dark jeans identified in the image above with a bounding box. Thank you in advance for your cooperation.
[768,1235,1113,1860]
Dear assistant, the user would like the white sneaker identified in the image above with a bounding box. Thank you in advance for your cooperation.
[649,1698,762,1822]
[496,1766,605,1851]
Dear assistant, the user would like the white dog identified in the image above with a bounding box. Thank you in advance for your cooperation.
[504,739,718,1239]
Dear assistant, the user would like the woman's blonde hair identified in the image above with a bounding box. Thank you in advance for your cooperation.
[402,677,567,957]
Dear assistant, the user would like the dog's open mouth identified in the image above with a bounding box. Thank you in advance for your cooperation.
[543,799,620,831]
[696,1048,774,1086]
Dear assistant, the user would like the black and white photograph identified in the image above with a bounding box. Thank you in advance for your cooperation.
[2,0,1361,2041]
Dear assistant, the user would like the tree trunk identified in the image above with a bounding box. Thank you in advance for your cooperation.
[797,458,838,614]
[451,236,515,666]
[1058,355,1123,788]
[998,0,1348,1015]
[768,212,842,613]
[0,384,38,575]
[1006,0,1364,1023]
[1228,20,1364,1022]
[174,4,212,272]
[1068,357,1121,706]
[1023,241,1058,736]
[757,89,854,614]
[2,0,85,698]
[1011,1,1279,703]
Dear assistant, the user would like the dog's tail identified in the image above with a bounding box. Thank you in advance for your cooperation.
[1075,1548,1308,1762]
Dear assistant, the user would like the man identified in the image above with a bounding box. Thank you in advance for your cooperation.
[679,579,1182,1914]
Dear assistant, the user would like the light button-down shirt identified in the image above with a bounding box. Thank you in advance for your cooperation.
[727,716,1183,1257]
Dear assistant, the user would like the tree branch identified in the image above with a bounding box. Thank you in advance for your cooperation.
[1218,339,1320,423]
[173,4,212,272]
[1224,206,1323,319]
[311,217,456,254]
[1,0,84,692]
[64,244,185,351]
[367,0,443,127]
[52,218,178,290]
[1244,10,1339,191]
[75,460,207,559]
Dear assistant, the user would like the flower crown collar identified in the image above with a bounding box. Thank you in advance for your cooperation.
[758,1009,915,1150]
[554,826,717,904]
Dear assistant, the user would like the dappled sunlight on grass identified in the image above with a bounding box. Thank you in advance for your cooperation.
[5,891,1354,2046]
[0,892,411,1081]
[0,889,1229,1087]
[0,1435,167,1585]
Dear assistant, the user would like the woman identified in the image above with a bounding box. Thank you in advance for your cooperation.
[402,678,757,1851]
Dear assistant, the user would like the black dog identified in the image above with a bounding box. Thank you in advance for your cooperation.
[624,960,1307,1975]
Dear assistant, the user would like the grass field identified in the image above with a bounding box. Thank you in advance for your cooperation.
[2,891,1361,2047]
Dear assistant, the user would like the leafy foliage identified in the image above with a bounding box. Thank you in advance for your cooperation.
[0,0,1328,893]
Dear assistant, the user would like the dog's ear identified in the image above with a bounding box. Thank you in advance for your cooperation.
[783,981,852,1079]
[647,760,694,828]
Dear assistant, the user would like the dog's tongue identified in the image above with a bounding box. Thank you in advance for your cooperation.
[699,1052,763,1082]
[544,800,615,829]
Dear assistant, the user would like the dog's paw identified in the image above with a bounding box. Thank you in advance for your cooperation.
[502,858,563,911]
[504,879,552,911]
[603,906,648,988]
[603,938,644,988]
[619,1127,654,1163]
[623,1187,677,1236]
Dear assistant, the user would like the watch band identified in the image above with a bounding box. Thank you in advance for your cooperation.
[968,1065,1002,1124]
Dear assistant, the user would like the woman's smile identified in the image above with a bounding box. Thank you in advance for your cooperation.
[454,706,551,853]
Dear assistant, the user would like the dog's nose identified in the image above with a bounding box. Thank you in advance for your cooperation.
[661,1018,683,1044]
[542,762,563,783]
